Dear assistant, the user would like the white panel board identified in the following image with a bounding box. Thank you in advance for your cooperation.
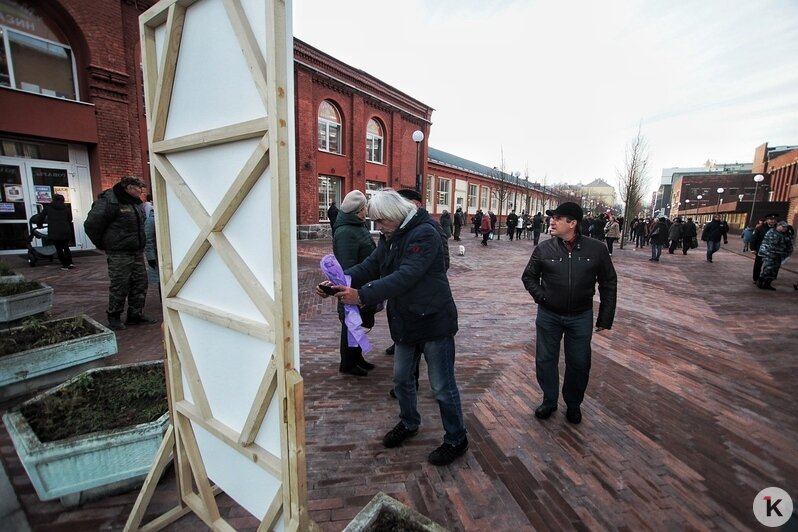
[165,184,200,268]
[181,313,275,433]
[167,138,261,215]
[224,168,275,297]
[192,422,283,525]
[178,246,266,323]
[165,0,267,138]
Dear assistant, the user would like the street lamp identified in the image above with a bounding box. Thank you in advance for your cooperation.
[412,130,424,199]
[715,187,724,216]
[749,174,765,227]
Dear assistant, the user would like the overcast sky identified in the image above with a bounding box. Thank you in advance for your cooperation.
[293,0,798,193]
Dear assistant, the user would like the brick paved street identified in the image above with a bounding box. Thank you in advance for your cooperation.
[1,233,796,531]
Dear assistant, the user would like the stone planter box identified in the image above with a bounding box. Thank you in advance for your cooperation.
[343,492,447,532]
[0,282,53,322]
[2,361,169,506]
[0,273,25,284]
[0,315,118,400]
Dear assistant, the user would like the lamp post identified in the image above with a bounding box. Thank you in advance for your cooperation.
[715,187,724,216]
[412,130,424,199]
[749,174,764,227]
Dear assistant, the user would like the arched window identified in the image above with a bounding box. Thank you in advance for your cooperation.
[318,100,342,153]
[365,118,383,163]
[0,0,78,100]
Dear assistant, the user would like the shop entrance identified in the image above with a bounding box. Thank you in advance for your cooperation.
[0,157,90,254]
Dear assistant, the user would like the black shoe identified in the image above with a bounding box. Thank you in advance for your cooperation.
[389,388,397,399]
[566,406,582,424]
[534,404,557,419]
[648,258,655,261]
[107,315,126,331]
[340,366,368,377]
[385,344,395,355]
[358,360,375,370]
[428,437,469,466]
[383,422,418,448]
[125,314,158,325]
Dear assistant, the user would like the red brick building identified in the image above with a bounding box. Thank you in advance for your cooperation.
[0,0,152,252]
[0,0,558,254]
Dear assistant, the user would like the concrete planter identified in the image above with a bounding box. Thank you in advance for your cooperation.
[0,273,25,284]
[0,315,118,400]
[0,282,53,322]
[2,361,168,506]
[343,492,447,532]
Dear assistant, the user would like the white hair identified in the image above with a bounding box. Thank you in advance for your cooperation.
[367,189,417,223]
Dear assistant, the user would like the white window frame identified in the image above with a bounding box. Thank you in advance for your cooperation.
[437,177,450,207]
[318,175,341,221]
[480,186,490,209]
[468,184,478,211]
[318,101,342,154]
[365,119,383,164]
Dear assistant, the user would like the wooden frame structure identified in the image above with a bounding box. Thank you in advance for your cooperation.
[126,0,309,530]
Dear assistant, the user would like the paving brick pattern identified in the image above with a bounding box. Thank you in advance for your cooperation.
[1,234,796,531]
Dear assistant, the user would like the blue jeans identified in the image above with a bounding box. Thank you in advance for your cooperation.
[650,243,663,260]
[535,307,593,407]
[706,240,720,260]
[393,336,466,445]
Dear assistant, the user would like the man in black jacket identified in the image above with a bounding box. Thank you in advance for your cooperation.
[521,202,617,425]
[84,176,157,330]
[701,215,724,263]
[319,189,467,466]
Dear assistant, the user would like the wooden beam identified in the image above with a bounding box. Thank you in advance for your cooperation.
[176,415,222,523]
[151,3,186,143]
[167,296,274,341]
[152,117,267,154]
[239,357,278,445]
[223,0,270,108]
[167,308,213,419]
[257,486,283,532]
[123,425,176,531]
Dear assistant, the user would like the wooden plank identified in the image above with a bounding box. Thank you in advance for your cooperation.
[123,425,176,531]
[151,3,186,143]
[151,153,209,227]
[167,308,213,419]
[222,0,270,108]
[152,117,267,154]
[257,486,283,532]
[286,370,310,530]
[138,505,193,532]
[239,357,278,445]
[168,296,274,341]
[176,415,222,523]
[175,399,282,478]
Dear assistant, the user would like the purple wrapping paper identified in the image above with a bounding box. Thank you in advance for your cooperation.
[320,254,372,353]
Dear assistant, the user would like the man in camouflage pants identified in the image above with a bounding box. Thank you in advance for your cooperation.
[84,176,157,330]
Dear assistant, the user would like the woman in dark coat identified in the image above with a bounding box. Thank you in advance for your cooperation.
[40,193,73,269]
[439,210,452,239]
[333,190,376,376]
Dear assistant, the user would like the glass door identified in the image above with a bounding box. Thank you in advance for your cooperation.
[28,165,75,247]
[0,163,29,250]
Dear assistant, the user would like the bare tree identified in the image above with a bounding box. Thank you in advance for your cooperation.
[492,149,513,240]
[617,125,650,249]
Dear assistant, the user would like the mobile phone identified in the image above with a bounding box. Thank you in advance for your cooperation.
[318,283,340,296]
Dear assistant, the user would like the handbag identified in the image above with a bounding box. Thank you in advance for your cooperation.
[690,236,698,249]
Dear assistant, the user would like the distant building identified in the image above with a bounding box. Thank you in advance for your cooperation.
[580,178,616,210]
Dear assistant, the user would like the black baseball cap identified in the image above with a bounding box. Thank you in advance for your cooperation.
[546,202,583,223]
[397,188,422,202]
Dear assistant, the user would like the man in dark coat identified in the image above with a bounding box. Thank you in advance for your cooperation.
[453,207,464,241]
[701,215,724,263]
[506,210,518,241]
[319,189,468,466]
[667,218,684,254]
[648,217,669,261]
[84,176,156,330]
[681,217,698,255]
[39,193,74,270]
[521,202,617,425]
[327,201,339,235]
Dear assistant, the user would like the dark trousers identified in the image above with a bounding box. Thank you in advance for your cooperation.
[668,239,679,254]
[682,238,691,254]
[606,237,616,254]
[339,322,365,370]
[453,224,461,240]
[107,252,148,318]
[482,231,490,245]
[753,254,764,282]
[635,234,645,247]
[533,229,540,245]
[52,239,72,267]
[535,307,593,407]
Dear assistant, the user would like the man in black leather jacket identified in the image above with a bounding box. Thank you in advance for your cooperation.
[521,202,617,425]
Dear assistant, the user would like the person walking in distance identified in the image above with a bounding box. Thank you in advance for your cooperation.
[603,215,620,255]
[681,217,697,255]
[327,201,339,236]
[38,193,74,270]
[480,211,492,246]
[667,218,684,254]
[521,202,617,425]
[648,217,668,262]
[84,176,157,330]
[757,220,793,290]
[751,213,778,284]
[532,212,543,245]
[701,215,724,263]
[453,207,464,241]
[317,189,468,465]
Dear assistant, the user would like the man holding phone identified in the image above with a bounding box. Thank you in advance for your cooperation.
[521,202,617,425]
